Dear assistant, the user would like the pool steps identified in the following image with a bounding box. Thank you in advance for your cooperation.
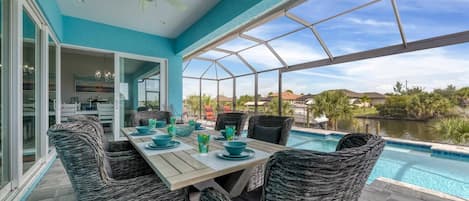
[291,127,469,162]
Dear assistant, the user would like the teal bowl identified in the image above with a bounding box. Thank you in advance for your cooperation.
[155,120,167,128]
[195,122,202,130]
[175,125,194,137]
[220,130,227,138]
[136,126,150,134]
[224,141,247,155]
[152,135,172,146]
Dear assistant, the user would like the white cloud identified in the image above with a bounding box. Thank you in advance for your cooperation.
[345,17,395,27]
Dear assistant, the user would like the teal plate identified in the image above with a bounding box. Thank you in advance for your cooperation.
[145,141,180,150]
[216,149,255,161]
[130,130,157,136]
[195,127,205,130]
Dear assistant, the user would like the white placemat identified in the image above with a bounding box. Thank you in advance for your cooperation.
[191,148,271,171]
[128,129,164,139]
[137,140,193,156]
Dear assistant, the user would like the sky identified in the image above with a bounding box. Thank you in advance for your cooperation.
[183,0,469,99]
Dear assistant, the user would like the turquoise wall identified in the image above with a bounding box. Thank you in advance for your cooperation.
[62,16,183,114]
[35,0,287,115]
[36,0,63,40]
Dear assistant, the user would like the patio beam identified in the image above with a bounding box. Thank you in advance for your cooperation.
[240,33,289,68]
[183,76,218,81]
[183,59,192,72]
[391,0,407,47]
[218,67,285,81]
[214,61,234,77]
[200,63,214,78]
[193,56,215,62]
[192,56,234,79]
[311,0,382,26]
[283,31,469,72]
[235,54,257,73]
[286,12,334,61]
[212,48,236,55]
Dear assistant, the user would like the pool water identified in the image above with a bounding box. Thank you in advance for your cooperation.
[288,130,469,199]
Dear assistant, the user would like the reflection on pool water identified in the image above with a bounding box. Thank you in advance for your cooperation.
[287,130,469,199]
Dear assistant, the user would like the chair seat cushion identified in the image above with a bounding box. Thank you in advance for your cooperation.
[252,125,282,144]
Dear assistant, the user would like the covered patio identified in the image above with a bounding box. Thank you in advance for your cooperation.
[0,0,468,201]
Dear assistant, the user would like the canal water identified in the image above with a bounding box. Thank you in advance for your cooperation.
[336,118,445,143]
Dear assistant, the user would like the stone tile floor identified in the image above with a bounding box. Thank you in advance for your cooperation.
[26,159,463,201]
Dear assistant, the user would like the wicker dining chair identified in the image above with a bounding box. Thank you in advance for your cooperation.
[48,122,188,201]
[246,115,294,191]
[67,115,134,155]
[201,133,385,201]
[131,111,172,126]
[214,112,247,136]
[247,115,294,146]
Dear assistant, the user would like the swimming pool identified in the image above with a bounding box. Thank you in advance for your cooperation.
[287,130,469,199]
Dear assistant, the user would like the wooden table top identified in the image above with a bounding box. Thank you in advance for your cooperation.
[121,127,288,191]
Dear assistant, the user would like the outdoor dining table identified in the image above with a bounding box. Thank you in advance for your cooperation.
[121,127,288,197]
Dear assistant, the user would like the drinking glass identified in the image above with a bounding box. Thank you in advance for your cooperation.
[197,133,211,154]
[148,119,157,129]
[225,125,236,141]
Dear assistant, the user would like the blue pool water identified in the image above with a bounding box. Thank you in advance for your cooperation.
[287,130,469,199]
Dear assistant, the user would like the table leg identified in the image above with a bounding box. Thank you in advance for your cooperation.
[193,167,254,198]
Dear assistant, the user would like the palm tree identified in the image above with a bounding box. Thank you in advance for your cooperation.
[184,95,201,116]
[266,99,294,116]
[184,94,215,116]
[311,91,352,130]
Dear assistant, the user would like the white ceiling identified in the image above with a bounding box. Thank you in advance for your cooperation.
[57,0,219,38]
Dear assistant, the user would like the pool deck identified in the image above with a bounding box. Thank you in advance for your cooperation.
[27,159,466,201]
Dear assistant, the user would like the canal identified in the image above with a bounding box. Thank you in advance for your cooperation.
[336,118,446,143]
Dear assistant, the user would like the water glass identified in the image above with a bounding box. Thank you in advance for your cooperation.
[148,119,157,129]
[225,125,236,141]
[197,133,211,154]
[188,119,196,128]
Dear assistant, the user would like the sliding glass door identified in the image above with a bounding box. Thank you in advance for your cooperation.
[0,0,9,191]
[22,8,40,173]
[115,55,167,139]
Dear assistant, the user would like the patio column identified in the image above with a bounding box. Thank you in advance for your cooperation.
[232,78,236,111]
[254,73,258,114]
[278,70,282,116]
[199,78,202,119]
[217,80,220,113]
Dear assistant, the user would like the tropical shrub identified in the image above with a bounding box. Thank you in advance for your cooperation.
[435,118,469,144]
[266,98,294,116]
[376,95,410,118]
[376,93,451,120]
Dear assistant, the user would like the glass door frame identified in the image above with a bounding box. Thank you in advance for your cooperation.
[114,53,168,140]
[17,0,46,187]
[0,0,12,197]
[43,28,60,160]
